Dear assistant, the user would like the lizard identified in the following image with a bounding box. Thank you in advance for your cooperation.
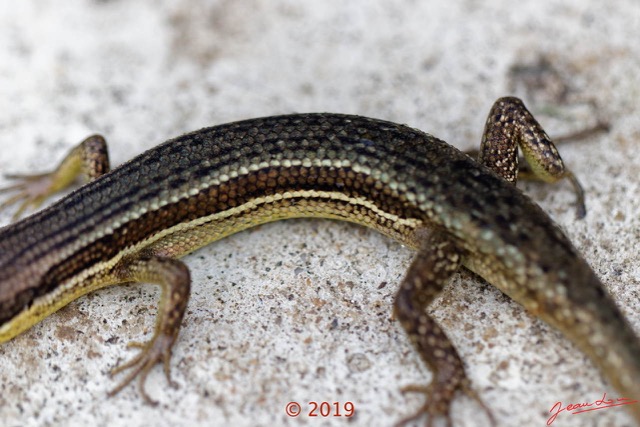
[0,97,638,425]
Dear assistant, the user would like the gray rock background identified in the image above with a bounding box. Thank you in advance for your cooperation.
[1,1,639,426]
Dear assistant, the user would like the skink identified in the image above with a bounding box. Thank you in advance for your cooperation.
[0,97,638,425]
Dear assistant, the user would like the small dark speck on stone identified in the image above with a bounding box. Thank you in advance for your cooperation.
[330,318,339,330]
[378,282,387,289]
[288,294,295,300]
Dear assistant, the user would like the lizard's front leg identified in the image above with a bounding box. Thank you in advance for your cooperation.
[0,134,109,219]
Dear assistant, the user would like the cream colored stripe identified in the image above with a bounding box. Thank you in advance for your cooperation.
[52,190,418,296]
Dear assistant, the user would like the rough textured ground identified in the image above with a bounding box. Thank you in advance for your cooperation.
[1,1,639,426]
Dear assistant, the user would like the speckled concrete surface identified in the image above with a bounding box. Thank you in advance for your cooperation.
[1,1,639,426]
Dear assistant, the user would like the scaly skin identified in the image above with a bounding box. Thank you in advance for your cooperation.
[0,98,638,425]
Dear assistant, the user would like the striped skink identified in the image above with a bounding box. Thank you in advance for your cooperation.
[0,97,638,425]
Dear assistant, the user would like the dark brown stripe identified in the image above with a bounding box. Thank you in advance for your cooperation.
[0,113,440,270]
[4,165,423,322]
